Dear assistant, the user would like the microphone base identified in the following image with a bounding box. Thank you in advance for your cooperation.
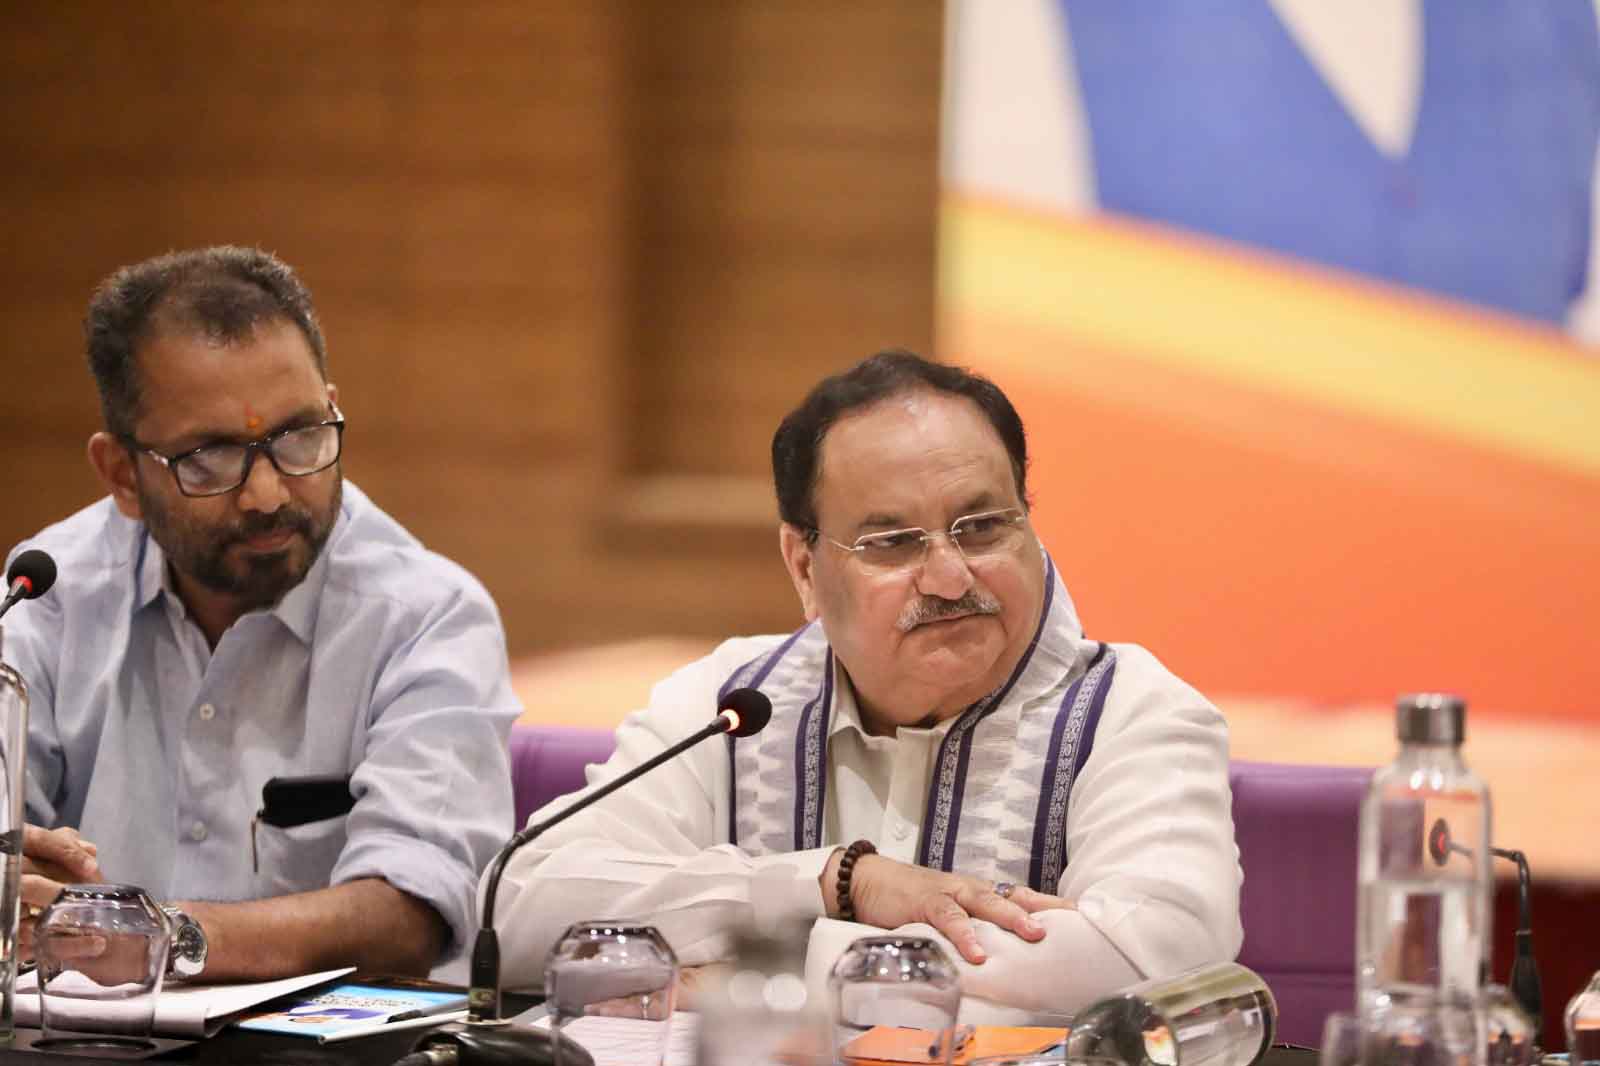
[414,1019,595,1066]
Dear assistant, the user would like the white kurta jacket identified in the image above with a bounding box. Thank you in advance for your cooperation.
[488,556,1242,1019]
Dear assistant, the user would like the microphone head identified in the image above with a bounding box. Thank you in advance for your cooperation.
[719,688,773,738]
[6,549,57,600]
[1427,818,1451,866]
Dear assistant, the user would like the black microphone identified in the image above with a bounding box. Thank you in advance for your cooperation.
[408,687,774,1066]
[0,550,57,621]
[1427,818,1542,1041]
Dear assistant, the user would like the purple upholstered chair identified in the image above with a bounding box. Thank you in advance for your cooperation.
[509,723,617,827]
[1231,760,1372,1047]
[506,725,1368,1045]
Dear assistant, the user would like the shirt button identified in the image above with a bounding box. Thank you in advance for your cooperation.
[198,703,216,721]
[189,821,208,842]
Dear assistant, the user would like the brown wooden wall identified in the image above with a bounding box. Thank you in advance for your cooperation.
[0,2,942,655]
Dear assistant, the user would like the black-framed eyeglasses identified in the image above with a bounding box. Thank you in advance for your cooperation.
[126,404,346,498]
[811,507,1029,574]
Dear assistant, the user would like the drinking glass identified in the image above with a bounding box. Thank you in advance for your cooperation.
[1482,984,1536,1066]
[545,921,678,1066]
[0,640,29,1043]
[694,920,831,1066]
[1321,1011,1368,1066]
[1566,970,1600,1065]
[828,935,962,1065]
[1363,1000,1480,1066]
[33,884,171,1053]
[1065,962,1276,1066]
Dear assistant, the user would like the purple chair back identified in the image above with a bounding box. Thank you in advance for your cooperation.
[506,725,1369,1045]
[509,723,617,826]
[1231,759,1372,1047]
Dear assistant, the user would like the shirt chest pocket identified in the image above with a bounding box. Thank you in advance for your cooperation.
[253,817,350,896]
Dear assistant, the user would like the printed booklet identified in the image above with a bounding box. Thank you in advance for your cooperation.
[233,982,468,1039]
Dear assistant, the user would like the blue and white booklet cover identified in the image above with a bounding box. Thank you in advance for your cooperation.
[234,982,467,1039]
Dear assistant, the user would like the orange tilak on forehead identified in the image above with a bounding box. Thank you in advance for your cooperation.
[243,403,263,433]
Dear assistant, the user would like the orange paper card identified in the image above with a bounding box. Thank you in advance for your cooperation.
[841,1025,1066,1065]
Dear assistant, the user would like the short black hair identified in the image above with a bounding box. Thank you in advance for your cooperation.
[84,246,328,439]
[771,349,1029,533]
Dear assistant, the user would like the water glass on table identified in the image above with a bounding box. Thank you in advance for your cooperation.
[1066,961,1276,1066]
[545,920,679,1066]
[1321,1002,1480,1066]
[0,646,30,1043]
[33,883,171,1054]
[1481,984,1536,1066]
[1566,970,1600,1066]
[693,920,831,1066]
[829,935,963,1065]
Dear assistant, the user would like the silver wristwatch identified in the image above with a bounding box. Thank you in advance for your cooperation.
[161,906,208,979]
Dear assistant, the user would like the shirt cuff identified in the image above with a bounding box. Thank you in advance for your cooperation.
[749,845,835,929]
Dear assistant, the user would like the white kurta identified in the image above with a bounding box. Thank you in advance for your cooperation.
[488,576,1242,1020]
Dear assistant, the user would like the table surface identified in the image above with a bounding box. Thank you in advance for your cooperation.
[0,1034,1321,1066]
[2,987,1322,1066]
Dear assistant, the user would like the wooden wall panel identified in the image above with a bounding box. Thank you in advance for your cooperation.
[0,2,941,656]
[624,2,943,482]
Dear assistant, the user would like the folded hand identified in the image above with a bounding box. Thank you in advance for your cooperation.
[845,854,1074,965]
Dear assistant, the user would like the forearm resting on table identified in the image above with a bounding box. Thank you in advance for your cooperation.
[179,876,446,980]
[924,902,1227,1019]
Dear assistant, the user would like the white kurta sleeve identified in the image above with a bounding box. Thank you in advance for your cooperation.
[486,639,834,989]
[805,645,1243,1022]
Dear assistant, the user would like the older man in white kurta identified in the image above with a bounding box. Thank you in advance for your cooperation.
[488,352,1241,1018]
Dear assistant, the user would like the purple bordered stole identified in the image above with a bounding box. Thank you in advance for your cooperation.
[721,556,1117,895]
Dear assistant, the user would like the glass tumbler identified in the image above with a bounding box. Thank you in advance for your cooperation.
[1065,961,1276,1066]
[0,644,29,1043]
[545,921,679,1066]
[34,883,171,1052]
[694,920,831,1066]
[1482,984,1536,1066]
[829,935,963,1065]
[1321,1011,1368,1066]
[1566,970,1600,1065]
[1360,1000,1481,1066]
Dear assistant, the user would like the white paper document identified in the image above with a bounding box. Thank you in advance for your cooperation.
[535,1011,701,1066]
[14,965,356,1037]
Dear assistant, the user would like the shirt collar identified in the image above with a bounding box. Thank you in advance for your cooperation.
[825,656,961,743]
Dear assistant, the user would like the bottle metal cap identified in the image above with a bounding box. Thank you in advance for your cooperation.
[1396,693,1466,744]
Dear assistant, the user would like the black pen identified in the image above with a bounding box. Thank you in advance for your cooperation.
[389,998,470,1022]
[930,1024,975,1060]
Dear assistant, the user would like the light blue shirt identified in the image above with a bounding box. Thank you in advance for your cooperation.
[1,482,520,961]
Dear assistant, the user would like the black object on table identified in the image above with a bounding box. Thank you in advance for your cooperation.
[0,982,543,1066]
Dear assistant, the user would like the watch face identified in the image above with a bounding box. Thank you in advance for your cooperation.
[166,911,207,976]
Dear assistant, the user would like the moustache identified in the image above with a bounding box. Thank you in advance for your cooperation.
[229,509,313,546]
[897,590,1002,632]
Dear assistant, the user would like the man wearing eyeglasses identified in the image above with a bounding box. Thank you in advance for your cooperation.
[3,246,519,980]
[489,350,1241,1017]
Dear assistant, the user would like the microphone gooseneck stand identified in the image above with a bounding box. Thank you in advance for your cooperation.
[1426,818,1543,1041]
[400,688,773,1066]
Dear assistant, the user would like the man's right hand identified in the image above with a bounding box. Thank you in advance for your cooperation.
[826,852,1074,966]
[17,825,102,957]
